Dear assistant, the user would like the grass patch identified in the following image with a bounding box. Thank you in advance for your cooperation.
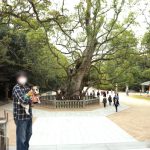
[131,95,150,101]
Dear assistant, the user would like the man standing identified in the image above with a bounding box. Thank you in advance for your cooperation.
[108,95,112,106]
[12,71,32,150]
[102,92,107,108]
[113,93,120,112]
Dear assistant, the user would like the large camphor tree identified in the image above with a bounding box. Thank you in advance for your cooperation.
[1,0,137,99]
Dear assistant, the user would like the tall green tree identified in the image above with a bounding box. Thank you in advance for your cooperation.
[1,0,137,98]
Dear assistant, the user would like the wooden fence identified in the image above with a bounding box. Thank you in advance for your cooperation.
[39,95,99,109]
[0,111,8,150]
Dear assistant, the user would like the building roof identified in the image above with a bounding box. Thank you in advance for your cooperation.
[141,81,150,86]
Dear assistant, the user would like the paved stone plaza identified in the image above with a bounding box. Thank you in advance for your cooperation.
[1,94,150,150]
[30,116,135,145]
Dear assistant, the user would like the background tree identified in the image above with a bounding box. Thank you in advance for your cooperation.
[87,28,141,90]
[141,30,150,80]
[0,23,67,91]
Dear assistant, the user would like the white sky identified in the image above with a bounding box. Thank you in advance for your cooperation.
[52,0,150,39]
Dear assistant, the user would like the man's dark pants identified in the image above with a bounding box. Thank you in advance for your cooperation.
[115,105,118,112]
[103,102,106,107]
[15,119,32,150]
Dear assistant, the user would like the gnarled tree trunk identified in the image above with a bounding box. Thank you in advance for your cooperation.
[65,39,96,99]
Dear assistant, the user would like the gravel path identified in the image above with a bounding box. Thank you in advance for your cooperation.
[109,93,150,141]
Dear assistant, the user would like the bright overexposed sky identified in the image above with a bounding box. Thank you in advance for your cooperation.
[52,0,150,39]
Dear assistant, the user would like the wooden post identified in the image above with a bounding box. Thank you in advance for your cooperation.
[141,85,144,93]
[115,83,118,93]
[83,99,85,108]
[54,99,56,109]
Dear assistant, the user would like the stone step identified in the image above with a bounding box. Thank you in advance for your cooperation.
[9,142,150,150]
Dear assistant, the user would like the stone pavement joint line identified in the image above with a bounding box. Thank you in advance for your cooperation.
[9,142,150,150]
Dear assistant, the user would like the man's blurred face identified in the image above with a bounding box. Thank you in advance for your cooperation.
[17,76,28,85]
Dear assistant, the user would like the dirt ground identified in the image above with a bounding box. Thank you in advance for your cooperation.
[108,95,150,141]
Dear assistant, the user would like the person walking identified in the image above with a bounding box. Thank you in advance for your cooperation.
[108,95,112,106]
[97,90,100,102]
[97,90,100,97]
[90,92,93,99]
[102,92,107,108]
[12,71,32,150]
[113,93,119,112]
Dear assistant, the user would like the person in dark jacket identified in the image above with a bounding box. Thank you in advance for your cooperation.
[108,95,112,106]
[102,92,107,107]
[97,90,100,102]
[97,90,100,97]
[113,93,119,112]
[90,92,93,99]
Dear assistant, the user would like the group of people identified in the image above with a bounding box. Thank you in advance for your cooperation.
[102,91,120,112]
[86,90,120,112]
